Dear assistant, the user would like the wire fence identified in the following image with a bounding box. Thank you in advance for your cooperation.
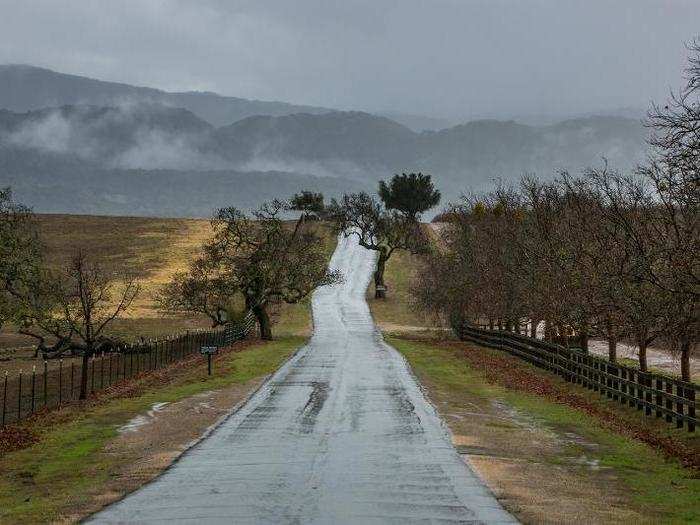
[458,323,697,432]
[1,311,257,428]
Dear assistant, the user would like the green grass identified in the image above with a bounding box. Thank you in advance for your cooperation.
[367,249,431,329]
[0,336,303,524]
[390,336,700,524]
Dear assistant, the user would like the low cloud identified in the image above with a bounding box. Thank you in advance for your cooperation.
[3,102,230,170]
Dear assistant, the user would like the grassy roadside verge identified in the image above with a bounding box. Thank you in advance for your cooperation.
[366,238,699,523]
[390,336,700,523]
[0,336,303,524]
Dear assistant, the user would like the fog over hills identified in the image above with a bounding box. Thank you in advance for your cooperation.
[0,65,649,217]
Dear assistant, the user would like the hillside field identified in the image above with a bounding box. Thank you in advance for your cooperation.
[0,214,331,375]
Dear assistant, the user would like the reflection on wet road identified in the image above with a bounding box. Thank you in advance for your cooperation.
[91,235,516,524]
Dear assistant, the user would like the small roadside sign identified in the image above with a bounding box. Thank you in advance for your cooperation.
[200,346,218,375]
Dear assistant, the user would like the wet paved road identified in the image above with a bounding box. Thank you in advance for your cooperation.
[92,235,516,524]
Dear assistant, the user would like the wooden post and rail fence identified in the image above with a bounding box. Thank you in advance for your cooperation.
[457,323,697,432]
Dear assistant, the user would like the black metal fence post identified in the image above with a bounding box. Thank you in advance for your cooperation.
[2,324,237,426]
[43,361,48,408]
[30,366,36,414]
[17,371,22,422]
[59,359,63,406]
[688,387,696,432]
[70,363,75,400]
[2,371,7,426]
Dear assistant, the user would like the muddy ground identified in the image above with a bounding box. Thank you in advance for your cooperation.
[63,377,265,522]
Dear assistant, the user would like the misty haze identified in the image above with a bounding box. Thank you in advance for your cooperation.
[0,2,698,524]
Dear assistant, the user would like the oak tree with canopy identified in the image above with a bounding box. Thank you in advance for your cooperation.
[330,192,427,299]
[162,196,340,340]
[378,172,441,221]
[0,188,42,335]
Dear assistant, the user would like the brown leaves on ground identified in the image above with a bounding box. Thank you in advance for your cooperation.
[0,425,39,455]
[442,340,700,472]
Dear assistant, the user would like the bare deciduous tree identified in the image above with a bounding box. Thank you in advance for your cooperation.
[20,251,139,399]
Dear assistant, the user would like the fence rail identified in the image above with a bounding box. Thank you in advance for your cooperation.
[1,312,257,428]
[458,324,697,432]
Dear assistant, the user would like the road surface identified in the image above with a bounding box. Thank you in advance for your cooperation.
[91,235,515,524]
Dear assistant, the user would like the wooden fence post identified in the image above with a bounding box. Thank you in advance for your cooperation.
[665,381,673,423]
[631,371,639,409]
[687,387,696,433]
[676,383,684,429]
[644,374,652,416]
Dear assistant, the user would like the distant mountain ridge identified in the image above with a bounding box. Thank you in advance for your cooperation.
[0,64,333,127]
[0,64,476,132]
[0,65,650,217]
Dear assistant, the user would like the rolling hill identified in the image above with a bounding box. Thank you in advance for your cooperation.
[0,64,332,127]
[0,65,649,216]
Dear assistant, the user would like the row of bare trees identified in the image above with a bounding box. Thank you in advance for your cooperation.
[414,43,700,381]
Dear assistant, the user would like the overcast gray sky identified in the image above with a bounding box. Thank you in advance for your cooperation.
[0,0,697,120]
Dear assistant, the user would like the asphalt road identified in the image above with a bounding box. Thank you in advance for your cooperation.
[91,234,516,524]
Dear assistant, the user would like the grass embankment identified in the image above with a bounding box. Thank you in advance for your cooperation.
[0,336,303,524]
[366,248,433,333]
[369,238,700,524]
[392,337,700,524]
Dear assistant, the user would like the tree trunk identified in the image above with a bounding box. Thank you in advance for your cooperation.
[374,253,387,299]
[578,329,589,353]
[638,339,648,373]
[606,317,617,363]
[608,337,617,363]
[680,339,691,382]
[79,351,90,400]
[253,304,273,340]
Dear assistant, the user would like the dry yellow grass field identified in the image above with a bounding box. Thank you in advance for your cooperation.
[0,214,333,374]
